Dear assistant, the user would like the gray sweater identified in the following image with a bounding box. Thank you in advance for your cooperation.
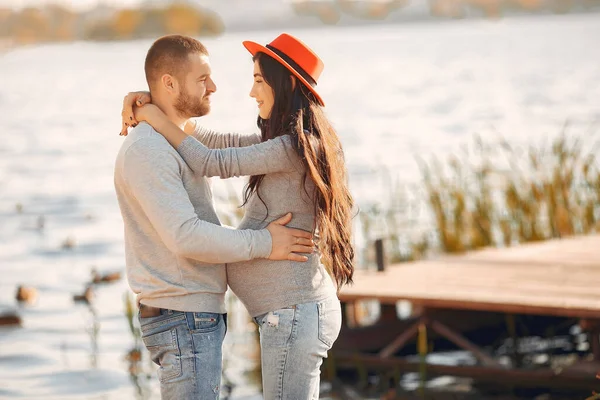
[179,127,337,317]
[114,122,273,313]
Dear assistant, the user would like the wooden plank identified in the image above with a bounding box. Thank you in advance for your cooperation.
[378,319,420,358]
[429,320,501,367]
[348,265,600,300]
[341,268,600,313]
[442,235,600,266]
[333,352,598,390]
[339,235,600,319]
[340,293,600,319]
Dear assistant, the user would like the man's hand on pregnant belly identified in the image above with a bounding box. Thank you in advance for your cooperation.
[266,213,314,262]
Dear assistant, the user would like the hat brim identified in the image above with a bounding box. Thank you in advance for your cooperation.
[242,40,325,107]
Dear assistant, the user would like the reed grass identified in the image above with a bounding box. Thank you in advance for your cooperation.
[359,126,600,263]
[123,292,152,400]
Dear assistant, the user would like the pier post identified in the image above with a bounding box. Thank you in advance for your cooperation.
[375,238,385,272]
[591,330,600,360]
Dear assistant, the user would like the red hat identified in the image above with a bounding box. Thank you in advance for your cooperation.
[243,33,325,106]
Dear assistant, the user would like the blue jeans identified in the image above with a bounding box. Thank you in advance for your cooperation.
[138,309,226,400]
[254,296,342,400]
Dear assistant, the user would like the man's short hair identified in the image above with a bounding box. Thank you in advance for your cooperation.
[145,35,209,91]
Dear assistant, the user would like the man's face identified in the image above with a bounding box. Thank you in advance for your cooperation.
[174,53,217,118]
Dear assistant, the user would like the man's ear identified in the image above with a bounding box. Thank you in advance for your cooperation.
[290,75,297,90]
[160,74,178,94]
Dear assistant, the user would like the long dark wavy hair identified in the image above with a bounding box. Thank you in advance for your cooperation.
[243,52,355,288]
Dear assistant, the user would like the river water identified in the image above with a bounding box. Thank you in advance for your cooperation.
[0,13,599,399]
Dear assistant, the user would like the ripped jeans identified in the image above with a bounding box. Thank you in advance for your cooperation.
[138,309,227,400]
[254,296,342,400]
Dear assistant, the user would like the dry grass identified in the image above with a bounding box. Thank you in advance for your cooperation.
[420,125,600,254]
[360,124,600,263]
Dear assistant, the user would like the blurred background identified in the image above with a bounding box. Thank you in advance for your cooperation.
[1,0,600,399]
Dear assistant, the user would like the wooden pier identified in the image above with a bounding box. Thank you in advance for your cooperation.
[332,235,600,390]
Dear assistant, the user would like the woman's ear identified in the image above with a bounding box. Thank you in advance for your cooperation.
[290,75,297,90]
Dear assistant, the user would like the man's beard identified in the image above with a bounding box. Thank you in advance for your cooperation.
[174,88,210,118]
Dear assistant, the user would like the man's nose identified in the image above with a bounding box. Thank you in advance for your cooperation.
[207,78,217,93]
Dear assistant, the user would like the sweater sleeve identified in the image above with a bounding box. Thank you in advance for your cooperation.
[192,123,262,149]
[121,139,273,263]
[176,134,298,178]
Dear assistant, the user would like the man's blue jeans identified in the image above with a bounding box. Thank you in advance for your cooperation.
[139,308,226,400]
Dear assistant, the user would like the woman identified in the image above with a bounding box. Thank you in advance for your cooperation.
[122,33,354,399]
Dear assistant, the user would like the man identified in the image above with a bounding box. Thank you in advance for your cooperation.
[114,35,313,399]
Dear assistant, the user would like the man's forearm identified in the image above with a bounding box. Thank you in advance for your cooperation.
[167,219,272,263]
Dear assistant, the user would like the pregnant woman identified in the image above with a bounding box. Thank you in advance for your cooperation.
[122,33,354,399]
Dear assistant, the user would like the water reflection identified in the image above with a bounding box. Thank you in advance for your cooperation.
[85,303,99,369]
[123,292,153,400]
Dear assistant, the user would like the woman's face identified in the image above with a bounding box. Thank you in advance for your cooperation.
[249,60,274,120]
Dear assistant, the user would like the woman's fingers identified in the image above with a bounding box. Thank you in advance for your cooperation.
[122,93,137,126]
[135,92,152,106]
[119,121,129,136]
[121,92,150,132]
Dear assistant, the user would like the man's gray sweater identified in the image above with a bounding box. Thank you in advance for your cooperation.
[114,122,272,313]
